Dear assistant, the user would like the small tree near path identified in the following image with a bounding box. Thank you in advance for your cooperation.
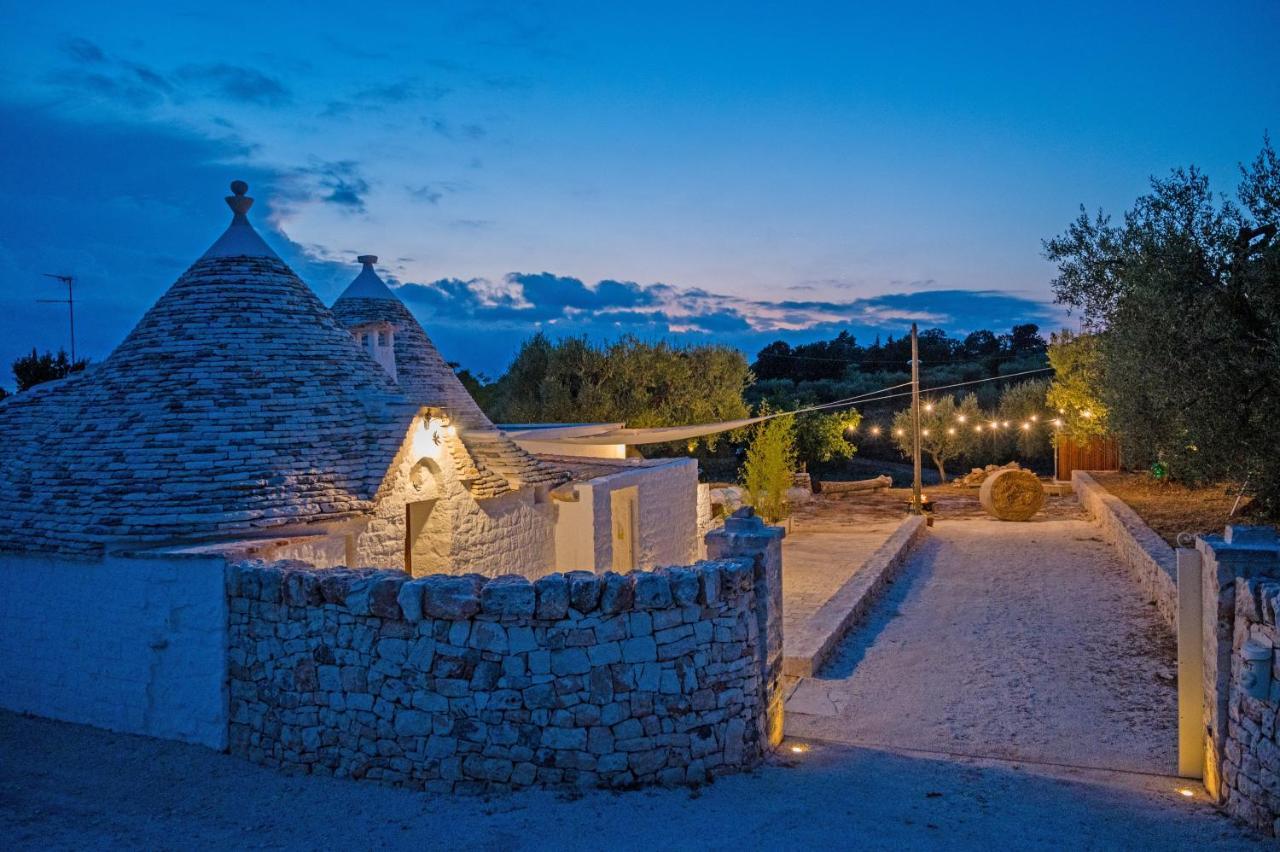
[742,406,797,523]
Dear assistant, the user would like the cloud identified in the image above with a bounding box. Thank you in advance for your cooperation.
[424,115,486,141]
[406,181,464,205]
[63,37,106,64]
[321,78,451,118]
[46,42,288,111]
[275,160,371,214]
[176,64,291,106]
[386,271,1063,373]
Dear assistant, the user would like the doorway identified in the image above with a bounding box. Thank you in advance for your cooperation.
[610,486,639,572]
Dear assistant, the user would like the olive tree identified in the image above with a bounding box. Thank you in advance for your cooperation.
[891,393,983,482]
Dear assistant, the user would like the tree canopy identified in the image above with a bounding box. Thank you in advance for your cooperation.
[1046,137,1280,508]
[484,334,751,448]
[11,348,89,393]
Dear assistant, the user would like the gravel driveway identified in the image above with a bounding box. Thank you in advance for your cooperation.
[786,503,1178,773]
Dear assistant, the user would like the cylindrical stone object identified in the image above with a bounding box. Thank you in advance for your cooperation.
[978,468,1045,521]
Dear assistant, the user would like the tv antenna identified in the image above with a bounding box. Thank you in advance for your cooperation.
[38,273,77,362]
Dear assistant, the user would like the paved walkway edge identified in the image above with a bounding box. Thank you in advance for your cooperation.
[782,514,928,677]
[1073,470,1177,632]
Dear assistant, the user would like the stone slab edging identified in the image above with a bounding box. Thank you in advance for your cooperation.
[782,514,928,678]
[1072,470,1177,632]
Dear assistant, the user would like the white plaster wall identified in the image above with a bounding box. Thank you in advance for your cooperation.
[553,483,597,572]
[0,551,228,749]
[589,459,699,571]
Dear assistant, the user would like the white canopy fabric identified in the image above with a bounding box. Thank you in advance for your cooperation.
[505,416,768,446]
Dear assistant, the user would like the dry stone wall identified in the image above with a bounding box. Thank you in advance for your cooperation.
[226,518,781,793]
[1222,575,1280,835]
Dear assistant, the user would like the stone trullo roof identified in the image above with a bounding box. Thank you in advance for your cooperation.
[332,256,566,498]
[0,182,419,556]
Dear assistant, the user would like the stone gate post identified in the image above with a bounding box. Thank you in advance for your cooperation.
[706,507,785,748]
[1197,525,1280,800]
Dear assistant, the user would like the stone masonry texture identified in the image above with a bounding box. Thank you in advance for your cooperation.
[226,550,776,793]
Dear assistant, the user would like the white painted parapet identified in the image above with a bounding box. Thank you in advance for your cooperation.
[0,550,228,749]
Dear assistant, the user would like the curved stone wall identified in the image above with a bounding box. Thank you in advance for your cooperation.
[226,551,777,792]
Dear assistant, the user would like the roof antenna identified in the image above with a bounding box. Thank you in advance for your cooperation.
[37,273,77,362]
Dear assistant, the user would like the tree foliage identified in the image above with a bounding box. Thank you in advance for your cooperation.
[485,334,751,448]
[741,405,797,523]
[794,409,860,472]
[890,393,983,481]
[995,378,1053,461]
[1045,137,1280,508]
[1045,331,1108,444]
[12,348,89,393]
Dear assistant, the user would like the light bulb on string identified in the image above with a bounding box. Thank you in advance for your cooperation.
[957,414,966,423]
[924,402,933,413]
[947,427,956,436]
[894,428,904,437]
[870,426,881,436]
[921,428,930,436]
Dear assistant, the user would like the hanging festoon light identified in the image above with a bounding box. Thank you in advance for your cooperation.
[870,426,882,437]
[924,402,934,413]
[947,427,956,435]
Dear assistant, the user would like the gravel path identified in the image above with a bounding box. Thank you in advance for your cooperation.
[0,711,1263,850]
[786,503,1179,774]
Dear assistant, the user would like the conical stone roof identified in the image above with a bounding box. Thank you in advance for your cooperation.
[332,256,566,495]
[0,182,417,555]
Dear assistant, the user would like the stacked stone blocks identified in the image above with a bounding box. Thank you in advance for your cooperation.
[226,532,779,792]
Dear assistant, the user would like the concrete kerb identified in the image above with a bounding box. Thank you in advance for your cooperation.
[1072,471,1178,632]
[782,514,928,679]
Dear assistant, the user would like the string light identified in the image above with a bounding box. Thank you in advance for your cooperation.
[947,427,956,435]
[957,414,966,423]
[974,424,983,432]
[894,428,904,437]
[1020,422,1030,431]
[924,402,934,413]
[870,426,881,436]
[921,428,930,436]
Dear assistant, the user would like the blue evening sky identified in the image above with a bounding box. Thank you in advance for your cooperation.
[0,1,1276,381]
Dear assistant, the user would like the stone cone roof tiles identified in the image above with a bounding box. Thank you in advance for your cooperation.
[0,183,418,556]
[332,257,566,495]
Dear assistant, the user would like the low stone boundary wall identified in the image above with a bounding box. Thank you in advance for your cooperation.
[783,515,928,678]
[227,515,782,793]
[1073,471,1177,631]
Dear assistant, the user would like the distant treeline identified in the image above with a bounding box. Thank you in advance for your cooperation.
[752,324,1047,383]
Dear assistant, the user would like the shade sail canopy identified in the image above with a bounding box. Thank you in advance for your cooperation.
[505,416,768,446]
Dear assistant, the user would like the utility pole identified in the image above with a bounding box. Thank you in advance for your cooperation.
[910,323,923,513]
[38,274,76,362]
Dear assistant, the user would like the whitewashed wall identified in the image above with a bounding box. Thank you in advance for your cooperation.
[0,551,228,748]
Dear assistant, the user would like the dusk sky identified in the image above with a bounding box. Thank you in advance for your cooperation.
[1,1,1277,383]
